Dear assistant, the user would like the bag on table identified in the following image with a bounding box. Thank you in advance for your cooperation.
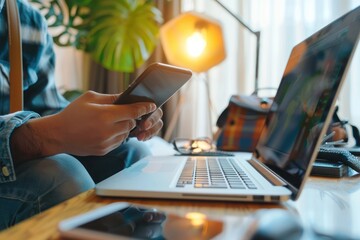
[214,92,273,152]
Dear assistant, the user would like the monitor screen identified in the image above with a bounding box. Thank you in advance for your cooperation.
[254,6,360,197]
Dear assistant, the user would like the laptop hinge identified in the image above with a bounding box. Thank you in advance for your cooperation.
[248,159,287,186]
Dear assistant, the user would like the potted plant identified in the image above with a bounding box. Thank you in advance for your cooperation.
[30,0,163,86]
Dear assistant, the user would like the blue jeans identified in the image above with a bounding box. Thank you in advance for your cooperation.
[0,138,151,230]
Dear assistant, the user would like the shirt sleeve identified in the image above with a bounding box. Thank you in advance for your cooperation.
[0,111,40,183]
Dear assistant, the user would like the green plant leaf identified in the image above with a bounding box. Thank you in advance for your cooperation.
[84,0,163,72]
[30,0,163,73]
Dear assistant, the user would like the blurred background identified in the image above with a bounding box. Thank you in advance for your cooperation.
[39,0,360,141]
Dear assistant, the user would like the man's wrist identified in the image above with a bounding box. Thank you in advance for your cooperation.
[10,115,62,165]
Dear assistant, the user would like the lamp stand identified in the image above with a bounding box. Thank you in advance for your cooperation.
[163,73,215,142]
[214,0,261,90]
[203,72,215,140]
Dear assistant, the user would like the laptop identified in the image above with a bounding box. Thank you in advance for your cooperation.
[96,6,360,202]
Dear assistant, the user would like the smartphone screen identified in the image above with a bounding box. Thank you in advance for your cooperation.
[74,205,223,239]
[114,63,192,108]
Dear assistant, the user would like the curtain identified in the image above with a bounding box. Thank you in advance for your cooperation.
[53,46,88,93]
[237,0,360,124]
[175,0,360,139]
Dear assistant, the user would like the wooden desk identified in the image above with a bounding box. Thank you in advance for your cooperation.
[1,175,360,239]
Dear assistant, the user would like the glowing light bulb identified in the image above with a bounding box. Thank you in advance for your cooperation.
[186,31,207,58]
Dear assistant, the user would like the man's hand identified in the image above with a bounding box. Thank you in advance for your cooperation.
[130,108,163,141]
[11,91,161,164]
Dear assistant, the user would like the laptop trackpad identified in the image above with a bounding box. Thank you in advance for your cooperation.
[129,156,184,174]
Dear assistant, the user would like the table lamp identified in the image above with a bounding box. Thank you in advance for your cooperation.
[160,12,226,140]
[160,12,226,72]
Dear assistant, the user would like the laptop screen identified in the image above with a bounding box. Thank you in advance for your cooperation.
[254,6,360,198]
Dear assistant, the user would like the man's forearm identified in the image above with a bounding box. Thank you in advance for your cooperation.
[10,116,62,166]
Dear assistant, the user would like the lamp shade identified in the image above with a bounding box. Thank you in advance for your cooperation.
[160,12,226,73]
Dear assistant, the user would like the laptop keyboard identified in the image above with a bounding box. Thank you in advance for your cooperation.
[176,157,257,189]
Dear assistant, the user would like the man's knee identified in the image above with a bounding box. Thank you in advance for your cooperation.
[32,154,95,210]
[0,154,94,230]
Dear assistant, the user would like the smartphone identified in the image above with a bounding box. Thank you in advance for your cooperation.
[311,159,349,178]
[58,202,241,240]
[114,63,192,111]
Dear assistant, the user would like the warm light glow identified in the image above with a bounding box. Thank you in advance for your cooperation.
[186,31,207,58]
[160,12,226,72]
[185,212,207,227]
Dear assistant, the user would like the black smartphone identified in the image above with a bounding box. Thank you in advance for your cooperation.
[114,63,192,112]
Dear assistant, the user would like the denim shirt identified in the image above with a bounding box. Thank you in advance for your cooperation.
[0,0,69,183]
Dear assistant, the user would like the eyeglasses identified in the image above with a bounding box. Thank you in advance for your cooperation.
[172,137,234,156]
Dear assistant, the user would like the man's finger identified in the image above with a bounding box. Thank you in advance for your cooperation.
[138,108,163,131]
[83,91,120,104]
[116,102,157,121]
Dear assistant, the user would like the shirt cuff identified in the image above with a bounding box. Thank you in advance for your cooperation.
[0,111,40,183]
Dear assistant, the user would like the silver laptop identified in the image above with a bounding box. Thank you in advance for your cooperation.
[96,6,360,202]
